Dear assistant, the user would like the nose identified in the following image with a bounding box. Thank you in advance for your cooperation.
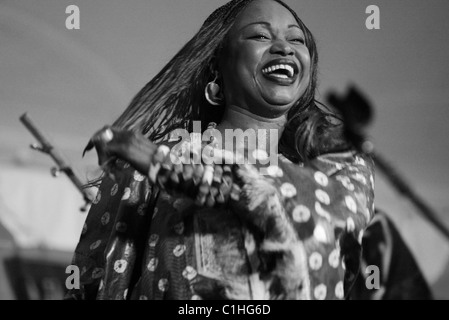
[269,39,294,56]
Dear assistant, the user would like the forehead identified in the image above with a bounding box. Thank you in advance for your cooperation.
[233,0,299,29]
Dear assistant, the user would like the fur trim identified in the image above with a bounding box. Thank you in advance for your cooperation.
[231,164,310,299]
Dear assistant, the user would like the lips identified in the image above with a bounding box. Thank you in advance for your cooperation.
[261,59,299,84]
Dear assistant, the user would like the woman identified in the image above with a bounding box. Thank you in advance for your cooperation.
[67,0,375,300]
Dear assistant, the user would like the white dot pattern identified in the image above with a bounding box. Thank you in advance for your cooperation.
[116,222,127,233]
[148,234,159,247]
[158,279,169,292]
[280,183,297,198]
[76,143,375,300]
[252,149,269,161]
[114,259,128,274]
[315,202,331,221]
[90,240,101,250]
[173,244,187,257]
[111,183,118,196]
[358,229,364,244]
[292,205,311,223]
[137,203,147,216]
[309,252,323,270]
[174,222,185,235]
[328,249,340,268]
[147,258,158,272]
[315,189,331,205]
[335,281,344,299]
[314,171,329,187]
[101,212,110,225]
[313,225,328,243]
[134,170,146,182]
[266,165,284,178]
[346,217,355,232]
[345,196,357,213]
[182,266,197,281]
[121,188,131,200]
[314,284,327,300]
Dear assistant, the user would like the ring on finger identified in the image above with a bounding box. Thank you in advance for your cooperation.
[101,128,114,143]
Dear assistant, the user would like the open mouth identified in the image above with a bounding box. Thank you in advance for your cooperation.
[261,59,299,82]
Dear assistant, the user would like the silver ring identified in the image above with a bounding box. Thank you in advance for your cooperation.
[101,128,114,143]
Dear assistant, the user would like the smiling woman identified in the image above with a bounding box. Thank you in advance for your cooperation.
[219,0,311,117]
[66,0,375,300]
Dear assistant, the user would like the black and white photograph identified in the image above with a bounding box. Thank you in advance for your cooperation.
[0,0,448,302]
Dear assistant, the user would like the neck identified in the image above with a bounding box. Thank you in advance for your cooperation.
[217,104,286,153]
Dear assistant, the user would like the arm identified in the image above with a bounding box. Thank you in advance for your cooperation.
[85,127,375,299]
[229,151,375,299]
[85,126,374,248]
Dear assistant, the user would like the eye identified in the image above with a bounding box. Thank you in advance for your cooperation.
[290,37,305,45]
[250,34,270,40]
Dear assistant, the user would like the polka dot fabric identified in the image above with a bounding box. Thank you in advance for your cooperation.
[66,148,374,300]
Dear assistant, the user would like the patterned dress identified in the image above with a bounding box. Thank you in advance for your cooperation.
[66,145,375,300]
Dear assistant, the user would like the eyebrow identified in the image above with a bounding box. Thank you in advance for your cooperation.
[240,21,302,32]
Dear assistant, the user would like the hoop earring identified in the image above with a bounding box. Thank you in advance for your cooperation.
[205,75,224,106]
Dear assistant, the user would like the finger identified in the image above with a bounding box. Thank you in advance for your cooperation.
[210,165,222,196]
[215,190,226,204]
[219,178,232,198]
[222,165,233,185]
[192,164,204,186]
[229,183,241,202]
[85,126,114,165]
[195,182,209,206]
[212,165,223,184]
[182,163,194,181]
[202,165,214,186]
[82,140,95,157]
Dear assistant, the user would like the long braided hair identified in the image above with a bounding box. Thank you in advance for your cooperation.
[112,0,348,163]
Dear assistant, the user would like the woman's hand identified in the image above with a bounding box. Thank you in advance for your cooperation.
[84,126,241,208]
[84,126,157,175]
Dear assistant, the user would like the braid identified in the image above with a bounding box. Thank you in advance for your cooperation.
[113,0,254,142]
[112,0,345,161]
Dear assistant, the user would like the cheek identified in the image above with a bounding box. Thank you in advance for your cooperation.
[231,42,263,75]
[222,52,259,93]
[298,48,312,77]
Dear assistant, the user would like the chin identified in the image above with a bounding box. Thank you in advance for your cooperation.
[260,82,303,104]
[261,92,298,108]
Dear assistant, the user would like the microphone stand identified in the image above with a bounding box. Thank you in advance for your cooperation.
[326,86,449,242]
[20,113,92,212]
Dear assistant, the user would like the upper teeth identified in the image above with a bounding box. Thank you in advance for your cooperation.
[262,64,295,78]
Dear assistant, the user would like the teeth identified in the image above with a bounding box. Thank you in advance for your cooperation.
[271,74,288,79]
[262,64,295,77]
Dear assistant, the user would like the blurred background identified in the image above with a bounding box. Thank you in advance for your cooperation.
[0,0,448,299]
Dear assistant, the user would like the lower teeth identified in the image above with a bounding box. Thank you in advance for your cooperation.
[270,74,288,79]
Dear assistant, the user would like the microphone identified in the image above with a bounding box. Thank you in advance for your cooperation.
[326,85,374,154]
[326,86,449,242]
